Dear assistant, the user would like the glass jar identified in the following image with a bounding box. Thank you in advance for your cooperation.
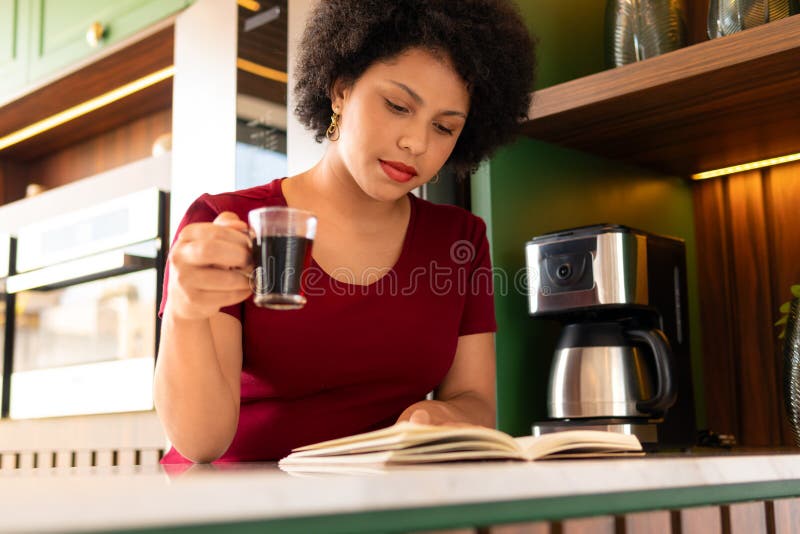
[708,0,800,39]
[605,0,688,67]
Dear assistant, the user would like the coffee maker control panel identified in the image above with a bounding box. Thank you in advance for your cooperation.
[526,226,650,315]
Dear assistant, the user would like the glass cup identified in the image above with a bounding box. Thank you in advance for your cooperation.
[248,206,317,310]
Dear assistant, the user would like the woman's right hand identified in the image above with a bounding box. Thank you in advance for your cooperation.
[165,211,253,320]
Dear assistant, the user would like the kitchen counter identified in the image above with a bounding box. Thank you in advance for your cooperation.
[3,451,800,533]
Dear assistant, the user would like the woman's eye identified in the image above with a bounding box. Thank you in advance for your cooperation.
[385,99,408,114]
[434,123,454,136]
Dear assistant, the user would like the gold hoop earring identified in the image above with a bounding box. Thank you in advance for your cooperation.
[326,110,341,141]
[430,172,440,184]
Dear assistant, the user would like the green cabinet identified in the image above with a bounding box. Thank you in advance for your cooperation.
[27,0,188,82]
[0,0,30,98]
[0,0,189,102]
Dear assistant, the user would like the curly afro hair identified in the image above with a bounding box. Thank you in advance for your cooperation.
[293,0,536,175]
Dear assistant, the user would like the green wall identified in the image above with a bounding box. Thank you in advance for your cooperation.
[473,1,706,437]
[523,0,608,89]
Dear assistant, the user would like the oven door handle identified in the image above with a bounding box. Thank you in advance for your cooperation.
[6,249,157,293]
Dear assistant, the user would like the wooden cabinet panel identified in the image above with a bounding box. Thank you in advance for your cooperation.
[484,500,799,534]
[0,0,30,98]
[489,522,549,534]
[724,502,768,534]
[623,510,672,534]
[560,517,615,534]
[772,498,800,534]
[679,506,722,534]
[26,0,186,84]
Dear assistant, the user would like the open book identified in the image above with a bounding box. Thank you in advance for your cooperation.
[278,422,643,467]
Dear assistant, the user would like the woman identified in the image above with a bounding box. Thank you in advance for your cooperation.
[155,0,535,463]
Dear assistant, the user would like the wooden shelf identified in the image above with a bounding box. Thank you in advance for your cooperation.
[521,15,800,177]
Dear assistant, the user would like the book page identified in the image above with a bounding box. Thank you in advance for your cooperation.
[537,451,646,460]
[291,422,520,455]
[281,440,526,466]
[514,431,642,460]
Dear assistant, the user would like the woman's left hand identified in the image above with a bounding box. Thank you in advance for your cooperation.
[396,400,477,427]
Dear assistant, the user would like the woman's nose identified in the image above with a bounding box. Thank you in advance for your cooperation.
[398,123,428,155]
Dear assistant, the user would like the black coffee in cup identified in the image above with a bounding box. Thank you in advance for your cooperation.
[248,207,317,310]
[251,235,313,309]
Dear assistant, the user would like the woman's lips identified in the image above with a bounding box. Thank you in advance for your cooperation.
[379,160,417,183]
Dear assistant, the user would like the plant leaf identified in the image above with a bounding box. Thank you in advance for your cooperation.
[776,316,788,326]
[780,301,792,314]
[792,284,800,298]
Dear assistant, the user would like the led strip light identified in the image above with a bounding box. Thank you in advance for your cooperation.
[691,152,800,180]
[237,58,288,84]
[237,0,261,11]
[0,56,289,153]
[0,66,175,152]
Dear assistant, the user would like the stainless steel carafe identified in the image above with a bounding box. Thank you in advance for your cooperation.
[549,322,676,419]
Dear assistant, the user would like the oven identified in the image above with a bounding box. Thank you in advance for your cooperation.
[4,188,168,419]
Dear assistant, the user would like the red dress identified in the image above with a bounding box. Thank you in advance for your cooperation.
[159,178,497,462]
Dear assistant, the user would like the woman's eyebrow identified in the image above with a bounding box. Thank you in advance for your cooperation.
[388,80,467,118]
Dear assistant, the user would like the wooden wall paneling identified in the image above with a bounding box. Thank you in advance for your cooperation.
[693,177,739,438]
[694,162,800,446]
[678,506,723,534]
[19,108,171,198]
[0,162,4,203]
[770,497,800,534]
[0,159,28,204]
[725,170,782,445]
[237,70,286,106]
[236,0,287,107]
[622,510,672,534]
[762,161,800,444]
[237,0,287,72]
[763,161,800,297]
[722,502,768,534]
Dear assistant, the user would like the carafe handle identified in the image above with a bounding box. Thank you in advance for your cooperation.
[629,328,677,416]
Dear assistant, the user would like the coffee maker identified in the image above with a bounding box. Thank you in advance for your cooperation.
[525,224,696,448]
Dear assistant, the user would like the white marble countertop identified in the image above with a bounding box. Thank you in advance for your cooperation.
[3,452,800,533]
